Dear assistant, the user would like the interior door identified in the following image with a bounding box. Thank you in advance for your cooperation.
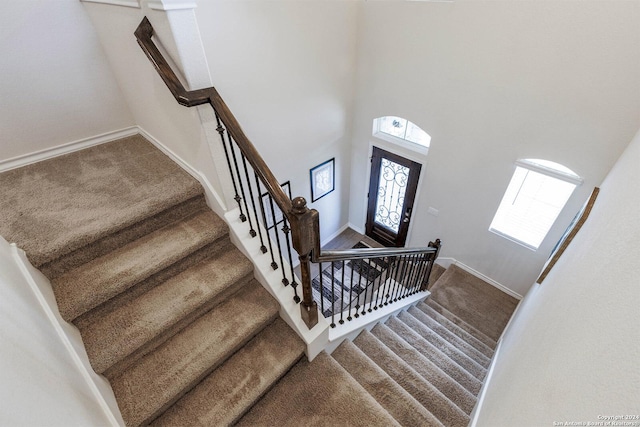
[365,147,422,247]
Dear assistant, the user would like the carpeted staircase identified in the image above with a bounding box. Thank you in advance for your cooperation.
[0,135,518,426]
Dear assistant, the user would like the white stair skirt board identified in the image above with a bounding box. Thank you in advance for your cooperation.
[7,240,125,427]
[0,127,139,173]
[224,208,330,361]
[436,257,523,301]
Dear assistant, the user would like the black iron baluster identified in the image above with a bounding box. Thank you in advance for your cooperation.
[266,195,287,281]
[253,176,277,258]
[400,254,416,299]
[405,254,421,298]
[239,154,262,241]
[362,258,377,315]
[347,259,356,321]
[319,261,325,317]
[330,261,336,328]
[392,254,409,302]
[354,259,365,318]
[407,254,423,295]
[386,255,400,304]
[228,140,253,231]
[380,257,395,307]
[368,258,382,313]
[214,114,245,222]
[252,174,269,254]
[414,254,430,294]
[280,183,299,303]
[373,256,391,310]
[339,260,346,325]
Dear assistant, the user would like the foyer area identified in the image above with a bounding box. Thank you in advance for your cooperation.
[0,135,518,426]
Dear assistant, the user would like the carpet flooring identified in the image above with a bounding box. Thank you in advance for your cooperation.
[0,135,519,426]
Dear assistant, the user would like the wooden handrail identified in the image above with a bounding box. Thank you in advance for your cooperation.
[135,17,293,218]
[316,246,437,263]
[134,17,441,329]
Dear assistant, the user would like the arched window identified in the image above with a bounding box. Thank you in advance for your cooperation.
[489,159,582,250]
[373,116,431,152]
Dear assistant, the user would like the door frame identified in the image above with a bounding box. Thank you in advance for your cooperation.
[361,141,427,247]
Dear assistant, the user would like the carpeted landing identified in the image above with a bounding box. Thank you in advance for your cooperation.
[0,135,518,426]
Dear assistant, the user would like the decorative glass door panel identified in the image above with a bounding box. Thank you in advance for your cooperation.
[366,147,422,247]
[374,159,410,233]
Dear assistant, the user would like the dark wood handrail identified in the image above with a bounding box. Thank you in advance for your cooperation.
[134,17,441,329]
[135,17,293,218]
[316,246,437,262]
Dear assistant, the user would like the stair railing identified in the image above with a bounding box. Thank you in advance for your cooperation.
[135,17,441,329]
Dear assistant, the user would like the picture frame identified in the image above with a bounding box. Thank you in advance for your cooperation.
[536,187,600,284]
[310,158,335,202]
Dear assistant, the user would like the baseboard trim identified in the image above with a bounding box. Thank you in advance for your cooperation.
[321,223,351,247]
[348,222,365,235]
[0,127,139,173]
[10,243,124,426]
[436,257,523,300]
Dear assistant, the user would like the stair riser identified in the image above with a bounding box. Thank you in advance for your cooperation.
[111,282,280,426]
[102,272,254,379]
[137,310,280,426]
[373,323,478,415]
[74,238,232,330]
[425,299,497,350]
[417,302,495,357]
[40,195,208,278]
[151,319,305,427]
[400,312,488,380]
[354,331,470,427]
[387,316,483,396]
[409,306,492,366]
[57,210,227,323]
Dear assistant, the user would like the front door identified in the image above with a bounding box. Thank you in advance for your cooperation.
[365,147,422,247]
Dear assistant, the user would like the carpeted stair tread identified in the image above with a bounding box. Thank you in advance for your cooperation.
[371,323,478,415]
[425,299,497,349]
[408,305,493,362]
[110,280,279,427]
[332,339,445,427]
[428,264,519,341]
[428,263,447,287]
[78,241,253,375]
[236,352,401,427]
[152,318,305,427]
[353,330,470,427]
[0,135,203,269]
[52,209,227,322]
[398,311,488,378]
[417,301,495,357]
[40,195,209,279]
[385,316,482,396]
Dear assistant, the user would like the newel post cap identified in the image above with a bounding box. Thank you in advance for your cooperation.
[291,197,308,214]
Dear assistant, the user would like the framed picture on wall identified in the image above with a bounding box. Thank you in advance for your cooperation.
[310,158,335,202]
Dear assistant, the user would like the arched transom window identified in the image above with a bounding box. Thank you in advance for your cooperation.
[373,116,431,151]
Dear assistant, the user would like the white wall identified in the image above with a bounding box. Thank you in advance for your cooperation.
[349,1,640,295]
[194,1,359,241]
[0,237,118,426]
[81,2,230,203]
[474,128,640,426]
[0,0,134,161]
